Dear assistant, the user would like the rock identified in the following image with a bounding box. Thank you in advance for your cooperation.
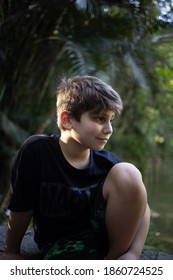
[1,223,173,260]
[0,223,41,259]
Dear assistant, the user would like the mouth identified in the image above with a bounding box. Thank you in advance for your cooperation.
[97,138,109,142]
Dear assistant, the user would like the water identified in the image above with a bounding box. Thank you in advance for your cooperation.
[144,159,173,253]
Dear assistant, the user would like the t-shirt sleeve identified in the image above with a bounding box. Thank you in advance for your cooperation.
[8,138,41,212]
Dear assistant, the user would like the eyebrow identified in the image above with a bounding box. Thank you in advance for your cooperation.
[90,111,115,119]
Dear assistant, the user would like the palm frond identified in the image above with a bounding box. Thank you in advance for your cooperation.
[0,112,29,147]
[60,40,90,75]
[124,52,148,88]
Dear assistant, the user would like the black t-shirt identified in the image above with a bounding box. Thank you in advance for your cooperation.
[9,134,121,248]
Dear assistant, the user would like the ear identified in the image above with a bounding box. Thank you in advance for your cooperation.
[60,111,72,130]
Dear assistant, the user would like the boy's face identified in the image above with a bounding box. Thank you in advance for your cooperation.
[70,110,115,151]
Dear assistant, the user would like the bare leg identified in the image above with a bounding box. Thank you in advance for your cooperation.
[102,162,148,260]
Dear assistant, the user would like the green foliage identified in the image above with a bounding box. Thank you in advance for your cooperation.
[145,220,173,254]
[0,211,7,225]
[0,0,173,208]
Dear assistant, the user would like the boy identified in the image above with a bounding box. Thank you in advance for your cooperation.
[0,75,150,260]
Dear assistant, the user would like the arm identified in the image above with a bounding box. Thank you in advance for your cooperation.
[117,204,150,260]
[0,210,33,260]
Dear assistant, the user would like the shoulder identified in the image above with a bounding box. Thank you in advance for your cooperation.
[21,134,49,148]
[20,134,58,152]
[14,134,58,162]
[12,135,60,169]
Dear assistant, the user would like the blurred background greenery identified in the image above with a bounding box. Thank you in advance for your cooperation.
[0,0,173,253]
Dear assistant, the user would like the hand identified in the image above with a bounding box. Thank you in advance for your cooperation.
[0,252,24,260]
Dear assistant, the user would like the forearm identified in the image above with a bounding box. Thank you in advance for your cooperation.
[118,204,150,260]
[3,210,33,257]
[5,224,24,254]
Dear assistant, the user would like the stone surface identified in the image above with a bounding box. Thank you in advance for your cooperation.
[140,249,173,260]
[0,223,41,259]
[1,223,173,260]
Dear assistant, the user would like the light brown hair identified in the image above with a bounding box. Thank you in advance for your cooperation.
[56,75,123,127]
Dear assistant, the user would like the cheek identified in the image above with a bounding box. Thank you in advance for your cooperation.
[83,123,99,135]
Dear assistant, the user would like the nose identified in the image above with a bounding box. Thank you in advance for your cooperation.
[103,121,113,135]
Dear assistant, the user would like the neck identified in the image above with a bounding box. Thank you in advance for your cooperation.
[59,134,90,169]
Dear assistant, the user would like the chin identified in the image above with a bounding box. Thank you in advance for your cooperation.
[93,146,105,152]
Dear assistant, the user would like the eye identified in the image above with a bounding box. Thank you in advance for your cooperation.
[95,116,105,122]
[91,112,115,124]
[110,117,115,123]
[98,116,104,121]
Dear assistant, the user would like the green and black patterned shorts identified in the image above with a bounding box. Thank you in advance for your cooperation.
[42,186,109,260]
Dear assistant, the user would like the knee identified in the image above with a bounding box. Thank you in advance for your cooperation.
[103,162,147,204]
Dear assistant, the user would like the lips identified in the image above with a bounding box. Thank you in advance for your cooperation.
[97,138,109,142]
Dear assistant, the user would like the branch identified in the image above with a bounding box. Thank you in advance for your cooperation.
[151,33,173,44]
